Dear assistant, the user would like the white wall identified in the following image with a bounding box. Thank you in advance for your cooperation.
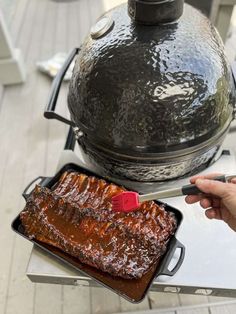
[102,0,126,11]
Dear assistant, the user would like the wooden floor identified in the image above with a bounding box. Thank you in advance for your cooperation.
[0,1,236,313]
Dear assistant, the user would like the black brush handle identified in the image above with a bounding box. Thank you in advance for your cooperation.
[181,175,227,195]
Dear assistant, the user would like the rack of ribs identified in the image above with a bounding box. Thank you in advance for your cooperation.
[20,171,177,279]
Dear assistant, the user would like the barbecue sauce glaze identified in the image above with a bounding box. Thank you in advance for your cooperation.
[20,171,177,279]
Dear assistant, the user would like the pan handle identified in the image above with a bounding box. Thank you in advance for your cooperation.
[22,176,52,201]
[44,48,80,126]
[159,237,185,277]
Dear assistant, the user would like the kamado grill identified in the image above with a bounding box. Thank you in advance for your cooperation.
[45,0,236,182]
[12,0,236,304]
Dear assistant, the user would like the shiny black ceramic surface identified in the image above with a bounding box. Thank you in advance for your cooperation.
[68,3,235,157]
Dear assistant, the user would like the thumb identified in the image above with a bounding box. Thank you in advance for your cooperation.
[195,179,228,198]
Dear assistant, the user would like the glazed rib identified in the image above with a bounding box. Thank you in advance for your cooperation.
[20,171,177,279]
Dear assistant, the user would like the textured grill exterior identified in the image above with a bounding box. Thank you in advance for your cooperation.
[80,139,221,181]
[68,2,235,181]
[68,3,235,155]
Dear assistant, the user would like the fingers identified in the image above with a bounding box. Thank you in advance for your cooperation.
[185,194,209,204]
[186,191,224,222]
[205,208,216,219]
[200,198,211,209]
[195,179,228,198]
[205,208,222,220]
[185,195,201,204]
[186,195,212,208]
[186,173,229,221]
[212,198,221,208]
[186,194,221,210]
[231,178,236,184]
[190,173,222,184]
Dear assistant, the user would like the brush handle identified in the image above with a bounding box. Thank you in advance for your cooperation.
[139,175,227,202]
[181,175,226,195]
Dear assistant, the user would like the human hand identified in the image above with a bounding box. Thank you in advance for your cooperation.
[185,173,236,232]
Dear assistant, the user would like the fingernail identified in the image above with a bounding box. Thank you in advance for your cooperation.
[206,209,216,219]
[185,196,190,203]
[196,179,204,185]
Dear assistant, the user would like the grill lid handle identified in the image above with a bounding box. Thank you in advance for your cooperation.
[44,48,79,127]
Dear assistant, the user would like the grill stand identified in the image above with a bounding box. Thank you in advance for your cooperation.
[26,129,236,298]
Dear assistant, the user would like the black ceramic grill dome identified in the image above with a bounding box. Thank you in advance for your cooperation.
[68,2,235,181]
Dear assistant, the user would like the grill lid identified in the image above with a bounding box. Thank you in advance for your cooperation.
[67,2,235,157]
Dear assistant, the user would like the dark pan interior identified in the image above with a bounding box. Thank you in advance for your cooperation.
[12,163,184,303]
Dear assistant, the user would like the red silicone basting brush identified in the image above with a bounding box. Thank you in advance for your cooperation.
[111,175,236,212]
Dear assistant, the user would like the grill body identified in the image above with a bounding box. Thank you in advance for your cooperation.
[67,3,235,181]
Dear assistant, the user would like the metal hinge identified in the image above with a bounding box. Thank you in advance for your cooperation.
[73,127,83,140]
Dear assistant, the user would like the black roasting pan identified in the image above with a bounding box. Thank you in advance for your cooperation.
[12,163,185,303]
